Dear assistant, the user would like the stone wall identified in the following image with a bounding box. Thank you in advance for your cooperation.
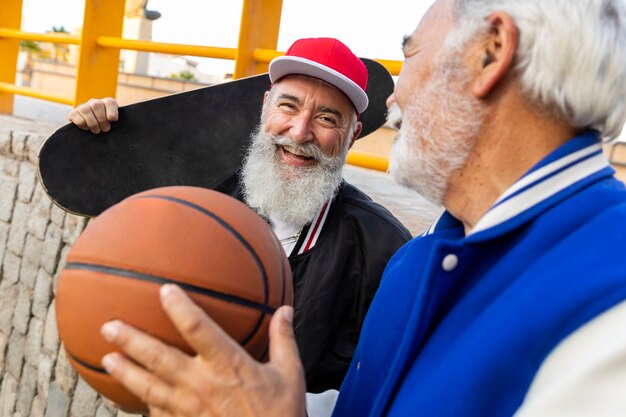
[0,126,140,417]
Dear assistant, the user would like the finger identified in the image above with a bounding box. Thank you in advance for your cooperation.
[66,108,90,131]
[73,102,102,133]
[159,284,248,364]
[102,97,119,122]
[101,351,172,412]
[269,306,305,381]
[101,320,192,386]
[87,98,112,132]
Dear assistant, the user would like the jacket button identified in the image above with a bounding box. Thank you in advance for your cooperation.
[442,254,458,272]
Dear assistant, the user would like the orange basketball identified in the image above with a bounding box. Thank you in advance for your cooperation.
[55,186,292,414]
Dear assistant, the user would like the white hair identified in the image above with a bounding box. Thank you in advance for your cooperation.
[452,0,626,140]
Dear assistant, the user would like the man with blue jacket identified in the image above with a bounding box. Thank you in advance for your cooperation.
[98,0,626,415]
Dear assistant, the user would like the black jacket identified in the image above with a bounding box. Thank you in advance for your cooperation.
[216,176,412,392]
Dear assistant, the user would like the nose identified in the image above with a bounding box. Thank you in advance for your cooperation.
[386,93,396,109]
[289,113,314,144]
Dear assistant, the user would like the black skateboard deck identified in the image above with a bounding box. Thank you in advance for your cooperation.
[37,58,394,217]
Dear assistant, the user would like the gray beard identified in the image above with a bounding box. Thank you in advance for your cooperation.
[240,127,349,228]
[389,53,486,206]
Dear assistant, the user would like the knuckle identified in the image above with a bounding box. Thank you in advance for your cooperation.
[76,103,90,113]
[179,314,205,337]
[144,346,167,372]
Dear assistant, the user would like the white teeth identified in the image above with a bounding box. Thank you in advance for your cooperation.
[283,145,308,157]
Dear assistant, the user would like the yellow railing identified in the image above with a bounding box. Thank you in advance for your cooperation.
[0,0,401,171]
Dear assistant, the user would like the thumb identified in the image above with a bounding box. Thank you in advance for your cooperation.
[269,306,303,376]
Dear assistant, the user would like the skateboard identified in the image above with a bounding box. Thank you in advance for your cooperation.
[37,58,394,217]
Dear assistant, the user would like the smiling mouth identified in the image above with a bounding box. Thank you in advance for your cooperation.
[280,145,315,161]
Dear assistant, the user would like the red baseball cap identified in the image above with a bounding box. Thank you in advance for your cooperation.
[269,37,369,113]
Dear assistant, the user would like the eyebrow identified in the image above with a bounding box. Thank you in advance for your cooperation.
[276,93,300,103]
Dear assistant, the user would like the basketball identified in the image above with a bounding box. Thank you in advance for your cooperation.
[55,186,293,413]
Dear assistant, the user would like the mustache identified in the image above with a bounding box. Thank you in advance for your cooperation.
[386,103,403,130]
[269,134,335,164]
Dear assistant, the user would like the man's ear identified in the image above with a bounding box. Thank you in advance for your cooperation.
[263,90,270,104]
[349,122,363,148]
[471,12,518,98]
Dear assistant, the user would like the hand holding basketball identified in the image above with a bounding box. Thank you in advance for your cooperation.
[101,284,307,417]
[55,186,293,413]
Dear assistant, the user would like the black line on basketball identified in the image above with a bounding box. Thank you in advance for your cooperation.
[68,349,108,374]
[66,262,277,315]
[132,194,271,346]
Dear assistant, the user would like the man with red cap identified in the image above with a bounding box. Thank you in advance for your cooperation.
[68,37,411,394]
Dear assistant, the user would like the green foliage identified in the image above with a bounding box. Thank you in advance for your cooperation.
[19,40,42,54]
[169,70,197,82]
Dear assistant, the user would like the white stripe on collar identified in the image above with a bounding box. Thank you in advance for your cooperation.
[495,143,602,205]
[470,147,608,235]
[297,199,332,254]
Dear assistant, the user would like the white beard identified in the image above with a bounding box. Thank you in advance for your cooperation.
[388,51,487,206]
[240,127,350,228]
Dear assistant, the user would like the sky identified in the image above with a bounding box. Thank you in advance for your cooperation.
[19,0,436,75]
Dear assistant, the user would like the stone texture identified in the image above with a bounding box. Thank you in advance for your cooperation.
[17,161,36,203]
[7,202,30,254]
[96,402,116,417]
[62,215,86,245]
[22,234,43,264]
[5,330,26,379]
[33,269,53,321]
[0,281,19,334]
[15,364,37,417]
[0,128,11,154]
[44,383,70,417]
[12,286,32,335]
[0,221,9,268]
[70,378,98,417]
[11,131,29,159]
[29,395,45,417]
[0,332,8,376]
[27,133,46,164]
[0,176,18,222]
[2,251,21,285]
[41,223,62,275]
[27,196,51,241]
[2,159,19,177]
[36,353,55,403]
[24,318,44,367]
[50,204,66,228]
[0,374,18,417]
[42,301,59,353]
[54,348,77,395]
[19,258,39,290]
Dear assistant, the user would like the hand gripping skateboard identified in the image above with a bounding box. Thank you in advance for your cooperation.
[37,58,394,217]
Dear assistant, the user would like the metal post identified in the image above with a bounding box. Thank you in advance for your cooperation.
[234,0,283,79]
[74,0,126,105]
[0,0,23,113]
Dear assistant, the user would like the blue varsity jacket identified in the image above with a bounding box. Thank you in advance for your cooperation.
[332,131,626,416]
